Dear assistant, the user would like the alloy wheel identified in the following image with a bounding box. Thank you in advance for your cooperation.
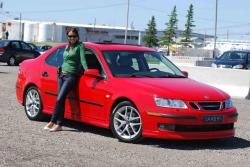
[9,57,16,66]
[112,102,142,142]
[25,88,41,119]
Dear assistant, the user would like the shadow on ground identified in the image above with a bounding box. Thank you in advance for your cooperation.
[41,117,250,150]
[139,137,250,150]
[0,71,9,74]
[42,117,114,138]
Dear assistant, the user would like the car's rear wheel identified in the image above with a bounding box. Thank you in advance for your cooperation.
[24,86,44,120]
[111,101,142,143]
[7,56,17,66]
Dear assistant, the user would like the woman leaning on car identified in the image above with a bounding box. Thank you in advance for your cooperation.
[44,27,88,132]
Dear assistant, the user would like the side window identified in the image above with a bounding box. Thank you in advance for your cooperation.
[20,42,32,50]
[230,52,240,60]
[45,47,65,67]
[85,48,103,72]
[11,41,21,49]
[236,52,247,60]
[248,53,250,61]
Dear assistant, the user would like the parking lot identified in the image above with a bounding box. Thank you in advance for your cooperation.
[0,63,250,167]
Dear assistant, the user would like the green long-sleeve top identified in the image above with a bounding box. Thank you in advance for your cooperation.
[61,42,88,74]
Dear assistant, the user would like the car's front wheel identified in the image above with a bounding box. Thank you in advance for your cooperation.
[110,101,142,143]
[24,86,44,120]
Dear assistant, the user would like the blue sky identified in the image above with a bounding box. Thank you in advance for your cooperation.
[2,0,250,40]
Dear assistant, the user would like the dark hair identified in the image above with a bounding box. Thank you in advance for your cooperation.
[66,27,79,38]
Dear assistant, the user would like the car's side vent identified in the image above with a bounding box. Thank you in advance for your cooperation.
[189,102,199,110]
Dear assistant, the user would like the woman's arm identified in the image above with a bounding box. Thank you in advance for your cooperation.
[79,43,88,70]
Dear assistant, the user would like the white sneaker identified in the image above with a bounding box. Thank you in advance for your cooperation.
[43,125,51,130]
[49,125,63,132]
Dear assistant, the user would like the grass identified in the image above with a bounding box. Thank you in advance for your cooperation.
[32,42,63,46]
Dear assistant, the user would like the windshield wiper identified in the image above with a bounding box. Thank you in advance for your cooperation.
[129,73,153,78]
[159,75,186,78]
[114,72,186,78]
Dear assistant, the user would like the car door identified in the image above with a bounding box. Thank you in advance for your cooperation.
[77,48,110,121]
[40,46,65,113]
[20,41,39,61]
[8,41,22,61]
[40,45,86,120]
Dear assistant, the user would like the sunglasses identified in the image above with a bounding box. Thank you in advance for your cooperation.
[68,35,77,38]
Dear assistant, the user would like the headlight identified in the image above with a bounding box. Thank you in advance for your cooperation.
[232,64,244,69]
[211,63,217,68]
[154,97,187,109]
[225,98,234,109]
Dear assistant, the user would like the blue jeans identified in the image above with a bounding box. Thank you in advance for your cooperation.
[51,73,78,126]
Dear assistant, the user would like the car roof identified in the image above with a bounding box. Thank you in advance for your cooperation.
[57,42,155,52]
[0,40,21,42]
[225,50,250,53]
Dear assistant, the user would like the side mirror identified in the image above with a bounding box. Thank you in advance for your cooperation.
[84,69,103,79]
[182,71,188,77]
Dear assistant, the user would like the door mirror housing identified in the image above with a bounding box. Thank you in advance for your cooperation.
[84,69,104,79]
[182,71,188,77]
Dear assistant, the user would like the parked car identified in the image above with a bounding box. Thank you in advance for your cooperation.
[27,43,52,54]
[36,44,52,54]
[16,42,238,143]
[27,43,40,52]
[0,40,40,66]
[211,50,250,69]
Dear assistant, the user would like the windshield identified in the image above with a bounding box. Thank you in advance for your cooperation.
[102,51,186,78]
[28,43,38,50]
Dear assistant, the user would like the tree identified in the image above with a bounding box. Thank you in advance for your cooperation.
[161,6,178,55]
[143,16,158,48]
[181,4,195,46]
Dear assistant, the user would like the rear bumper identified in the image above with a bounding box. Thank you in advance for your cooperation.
[16,83,24,105]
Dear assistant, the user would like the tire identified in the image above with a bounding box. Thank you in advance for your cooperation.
[24,86,44,120]
[110,101,142,143]
[7,56,17,66]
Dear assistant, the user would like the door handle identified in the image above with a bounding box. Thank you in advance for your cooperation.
[42,71,49,77]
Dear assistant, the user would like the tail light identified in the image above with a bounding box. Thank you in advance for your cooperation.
[0,48,5,55]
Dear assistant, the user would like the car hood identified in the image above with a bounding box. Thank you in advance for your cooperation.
[116,78,229,101]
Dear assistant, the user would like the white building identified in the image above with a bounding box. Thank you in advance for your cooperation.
[204,40,250,56]
[4,20,142,45]
[3,20,214,48]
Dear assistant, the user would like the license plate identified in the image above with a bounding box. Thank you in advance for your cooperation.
[204,115,224,122]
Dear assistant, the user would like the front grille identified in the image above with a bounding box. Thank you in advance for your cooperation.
[189,101,223,111]
[158,123,234,132]
[198,102,221,110]
[189,102,199,110]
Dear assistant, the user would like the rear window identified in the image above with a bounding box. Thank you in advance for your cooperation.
[0,41,9,47]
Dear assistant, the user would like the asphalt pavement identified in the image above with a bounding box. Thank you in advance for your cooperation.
[0,63,250,167]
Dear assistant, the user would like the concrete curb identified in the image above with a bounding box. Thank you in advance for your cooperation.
[178,65,250,100]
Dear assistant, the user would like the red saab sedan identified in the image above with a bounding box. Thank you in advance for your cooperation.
[16,42,238,143]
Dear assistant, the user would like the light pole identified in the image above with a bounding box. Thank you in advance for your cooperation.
[213,0,218,58]
[124,0,130,44]
[19,12,22,40]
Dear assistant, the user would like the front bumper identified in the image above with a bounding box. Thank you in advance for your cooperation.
[142,107,238,140]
